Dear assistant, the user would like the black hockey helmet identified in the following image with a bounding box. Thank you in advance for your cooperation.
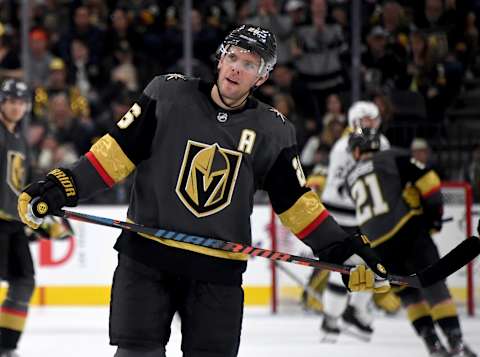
[217,24,277,75]
[0,78,29,103]
[348,127,381,154]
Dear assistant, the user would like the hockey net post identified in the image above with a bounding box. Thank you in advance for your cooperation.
[269,181,477,316]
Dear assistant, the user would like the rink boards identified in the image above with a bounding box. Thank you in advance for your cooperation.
[0,204,477,307]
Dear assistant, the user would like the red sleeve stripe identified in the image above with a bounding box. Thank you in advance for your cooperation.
[86,151,115,188]
[422,185,441,199]
[297,209,330,240]
[0,307,27,318]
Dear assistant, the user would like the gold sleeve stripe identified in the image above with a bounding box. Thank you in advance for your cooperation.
[88,134,135,186]
[406,301,431,322]
[371,209,422,247]
[415,171,441,197]
[278,191,327,236]
[0,307,27,331]
[127,220,248,261]
[431,300,457,320]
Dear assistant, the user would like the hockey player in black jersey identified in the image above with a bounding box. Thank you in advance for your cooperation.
[18,25,389,357]
[0,79,35,357]
[346,128,476,357]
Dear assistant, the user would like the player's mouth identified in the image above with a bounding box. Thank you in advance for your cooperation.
[226,77,239,85]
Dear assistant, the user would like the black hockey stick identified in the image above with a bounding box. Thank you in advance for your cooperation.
[58,209,480,288]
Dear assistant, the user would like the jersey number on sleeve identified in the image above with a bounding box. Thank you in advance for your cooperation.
[117,103,142,129]
[351,173,389,224]
[292,156,306,187]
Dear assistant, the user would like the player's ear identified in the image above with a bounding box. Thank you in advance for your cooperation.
[255,73,269,87]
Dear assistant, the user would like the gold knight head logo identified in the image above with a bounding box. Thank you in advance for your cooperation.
[176,141,242,217]
[7,151,26,195]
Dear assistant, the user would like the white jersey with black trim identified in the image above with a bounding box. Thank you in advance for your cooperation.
[321,133,390,227]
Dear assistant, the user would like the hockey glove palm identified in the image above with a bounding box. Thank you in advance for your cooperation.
[18,168,78,229]
[343,233,390,293]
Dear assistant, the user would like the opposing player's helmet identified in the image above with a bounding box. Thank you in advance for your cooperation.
[0,78,29,103]
[348,101,380,129]
[217,24,277,75]
[348,127,381,154]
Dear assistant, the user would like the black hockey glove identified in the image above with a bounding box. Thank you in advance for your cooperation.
[341,233,390,293]
[18,168,78,229]
[316,232,389,293]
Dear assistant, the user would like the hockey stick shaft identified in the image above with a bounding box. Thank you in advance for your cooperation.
[59,210,480,288]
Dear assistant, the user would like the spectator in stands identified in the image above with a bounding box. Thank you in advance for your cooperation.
[0,22,22,80]
[301,115,346,172]
[37,134,78,175]
[322,93,346,128]
[454,11,478,76]
[246,0,294,65]
[33,58,91,122]
[272,92,307,148]
[406,30,449,122]
[190,8,224,68]
[291,0,347,122]
[84,0,109,29]
[371,90,395,132]
[28,28,53,88]
[47,92,96,156]
[103,7,143,67]
[284,0,308,27]
[109,41,139,92]
[362,26,407,93]
[56,5,104,66]
[68,38,102,99]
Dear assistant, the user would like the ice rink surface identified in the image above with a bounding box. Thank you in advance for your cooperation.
[16,307,480,357]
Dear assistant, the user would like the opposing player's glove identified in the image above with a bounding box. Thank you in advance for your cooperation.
[402,183,421,209]
[342,233,390,293]
[18,168,78,229]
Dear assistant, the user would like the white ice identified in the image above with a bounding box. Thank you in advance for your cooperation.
[16,307,480,357]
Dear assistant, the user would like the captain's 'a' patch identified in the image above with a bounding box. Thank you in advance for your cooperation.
[176,140,242,217]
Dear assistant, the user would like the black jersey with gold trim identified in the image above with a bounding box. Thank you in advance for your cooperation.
[345,149,442,247]
[71,74,349,284]
[0,122,29,220]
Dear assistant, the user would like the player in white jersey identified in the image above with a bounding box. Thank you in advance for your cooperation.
[319,101,390,342]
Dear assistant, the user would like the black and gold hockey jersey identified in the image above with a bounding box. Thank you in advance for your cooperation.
[345,149,442,247]
[71,74,350,284]
[0,122,29,221]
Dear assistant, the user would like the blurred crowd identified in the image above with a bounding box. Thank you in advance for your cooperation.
[0,0,479,203]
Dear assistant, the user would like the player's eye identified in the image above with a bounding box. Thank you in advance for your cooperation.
[226,53,237,62]
[244,62,257,71]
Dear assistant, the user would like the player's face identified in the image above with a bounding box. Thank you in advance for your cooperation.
[217,46,267,102]
[359,116,380,129]
[1,97,27,123]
